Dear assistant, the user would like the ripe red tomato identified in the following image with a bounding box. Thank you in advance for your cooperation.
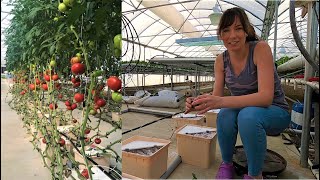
[66,106,72,110]
[71,77,77,83]
[49,103,58,110]
[65,100,71,106]
[74,93,84,102]
[81,169,89,179]
[96,99,106,107]
[71,103,77,110]
[71,63,85,75]
[29,84,36,90]
[84,128,90,134]
[42,138,47,144]
[94,138,101,144]
[42,84,48,91]
[20,91,25,95]
[52,74,59,81]
[107,76,121,91]
[84,137,90,143]
[59,138,65,146]
[73,82,80,88]
[35,78,41,85]
[44,75,51,81]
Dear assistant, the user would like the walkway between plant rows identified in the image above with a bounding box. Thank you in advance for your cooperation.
[1,78,51,180]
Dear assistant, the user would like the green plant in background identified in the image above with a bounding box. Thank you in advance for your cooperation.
[275,55,299,66]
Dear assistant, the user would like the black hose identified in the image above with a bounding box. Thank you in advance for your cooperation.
[289,0,319,72]
[122,111,183,135]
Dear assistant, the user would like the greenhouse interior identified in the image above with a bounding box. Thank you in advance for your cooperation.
[1,0,319,179]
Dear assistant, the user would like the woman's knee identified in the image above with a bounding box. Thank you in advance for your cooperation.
[217,108,239,127]
[237,107,264,129]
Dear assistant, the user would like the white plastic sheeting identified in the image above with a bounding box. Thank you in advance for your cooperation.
[134,90,184,108]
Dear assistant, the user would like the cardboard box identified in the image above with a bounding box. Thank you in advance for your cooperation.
[122,173,143,180]
[172,113,205,129]
[122,135,171,179]
[175,124,217,168]
[204,109,220,128]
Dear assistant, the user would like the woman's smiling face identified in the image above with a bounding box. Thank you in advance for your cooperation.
[220,16,247,51]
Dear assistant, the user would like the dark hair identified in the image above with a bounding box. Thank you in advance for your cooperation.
[217,7,259,42]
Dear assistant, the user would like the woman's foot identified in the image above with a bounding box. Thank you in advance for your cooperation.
[215,162,235,179]
[243,174,254,179]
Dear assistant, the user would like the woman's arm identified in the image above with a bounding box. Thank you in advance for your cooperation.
[212,54,225,97]
[192,41,275,114]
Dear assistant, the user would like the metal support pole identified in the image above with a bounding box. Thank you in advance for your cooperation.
[142,72,145,86]
[300,1,318,167]
[198,71,200,94]
[163,66,165,86]
[137,73,139,87]
[273,1,279,62]
[170,67,173,91]
[143,46,146,87]
[314,103,319,166]
[195,67,198,96]
[122,74,126,94]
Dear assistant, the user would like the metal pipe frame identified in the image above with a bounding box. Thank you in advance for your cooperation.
[300,1,319,168]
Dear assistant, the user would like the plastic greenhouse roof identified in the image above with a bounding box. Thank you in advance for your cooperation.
[121,0,317,64]
[1,0,318,70]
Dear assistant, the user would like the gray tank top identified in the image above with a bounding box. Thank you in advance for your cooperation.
[223,41,289,111]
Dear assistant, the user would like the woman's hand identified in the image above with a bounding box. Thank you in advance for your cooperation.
[184,97,195,114]
[191,94,223,114]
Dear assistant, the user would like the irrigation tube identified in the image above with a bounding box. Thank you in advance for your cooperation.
[122,111,184,135]
[285,78,320,93]
[289,0,319,72]
[160,155,182,179]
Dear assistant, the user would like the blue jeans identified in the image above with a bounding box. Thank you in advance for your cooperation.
[216,105,291,176]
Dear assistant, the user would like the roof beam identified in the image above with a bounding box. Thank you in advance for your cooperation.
[123,37,183,58]
[260,0,281,40]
